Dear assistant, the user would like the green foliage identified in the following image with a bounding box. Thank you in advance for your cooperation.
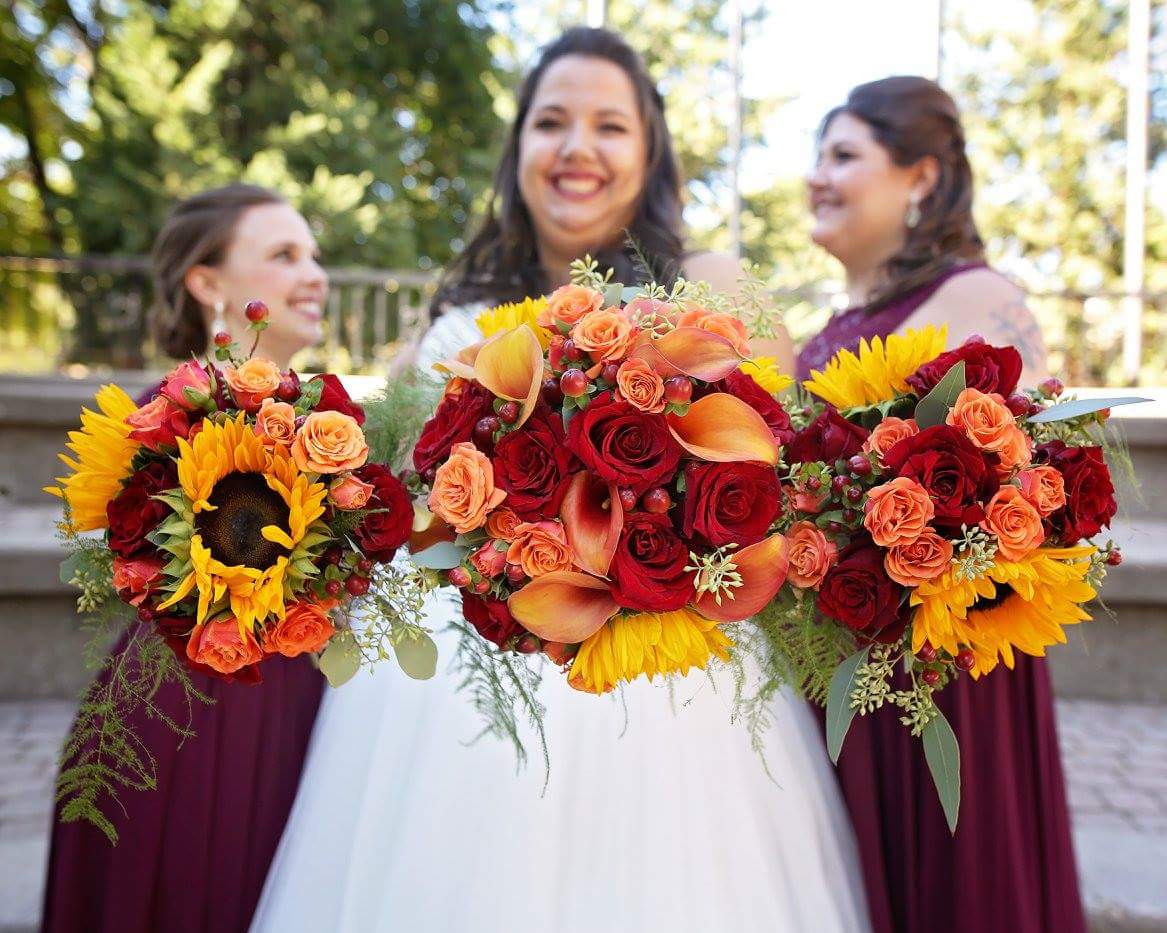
[361,369,445,472]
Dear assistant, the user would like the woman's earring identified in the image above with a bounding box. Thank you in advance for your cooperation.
[211,300,226,334]
[905,197,921,230]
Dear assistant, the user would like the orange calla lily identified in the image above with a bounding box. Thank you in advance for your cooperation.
[560,473,623,577]
[694,534,790,624]
[667,393,779,464]
[409,511,457,553]
[507,571,619,642]
[473,325,544,428]
[630,327,743,382]
[434,343,481,381]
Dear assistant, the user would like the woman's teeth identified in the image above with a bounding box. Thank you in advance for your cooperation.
[555,177,603,195]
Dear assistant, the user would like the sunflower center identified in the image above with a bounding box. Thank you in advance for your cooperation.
[195,471,290,569]
[971,585,1014,614]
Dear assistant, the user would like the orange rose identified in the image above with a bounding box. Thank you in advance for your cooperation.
[329,472,375,510]
[505,520,574,577]
[786,486,827,515]
[570,308,638,364]
[785,521,838,589]
[980,486,1044,561]
[995,425,1034,475]
[485,507,523,542]
[187,618,263,674]
[255,397,297,447]
[615,358,666,413]
[292,410,369,474]
[112,555,165,607]
[428,441,506,533]
[676,307,751,356]
[225,358,282,410]
[470,541,508,578]
[264,600,336,657]
[1017,465,1066,517]
[862,417,919,463]
[884,529,954,586]
[863,476,935,547]
[946,388,1030,473]
[538,284,604,329]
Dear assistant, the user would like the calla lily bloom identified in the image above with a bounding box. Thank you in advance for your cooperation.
[694,534,790,623]
[667,393,779,464]
[507,571,619,642]
[560,473,624,577]
[630,327,743,382]
[471,325,545,429]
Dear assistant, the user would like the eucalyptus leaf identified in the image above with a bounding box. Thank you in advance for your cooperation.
[1026,395,1151,424]
[411,541,468,570]
[393,631,439,680]
[318,630,361,688]
[825,646,870,763]
[922,709,962,834]
[621,285,646,303]
[914,360,966,429]
[58,555,80,587]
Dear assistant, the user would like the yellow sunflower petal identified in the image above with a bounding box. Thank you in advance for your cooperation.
[802,325,948,409]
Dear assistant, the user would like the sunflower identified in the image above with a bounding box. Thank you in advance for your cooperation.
[910,545,1096,677]
[740,356,794,395]
[156,414,329,636]
[567,608,733,694]
[45,384,141,531]
[802,325,948,410]
[476,297,553,350]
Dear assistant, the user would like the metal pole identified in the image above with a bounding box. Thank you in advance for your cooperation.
[586,0,606,27]
[1122,0,1149,384]
[728,0,743,260]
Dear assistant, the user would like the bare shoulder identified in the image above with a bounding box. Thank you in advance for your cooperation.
[682,250,743,294]
[927,267,1025,311]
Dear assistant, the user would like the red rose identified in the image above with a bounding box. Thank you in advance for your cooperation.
[609,512,695,612]
[716,370,796,446]
[124,396,191,452]
[566,391,682,495]
[462,592,525,648]
[786,408,869,465]
[883,425,999,532]
[906,342,1023,398]
[107,460,178,559]
[1034,441,1116,542]
[310,374,366,425]
[491,405,577,520]
[412,380,496,476]
[681,461,781,548]
[112,555,165,607]
[818,538,905,634]
[352,463,414,562]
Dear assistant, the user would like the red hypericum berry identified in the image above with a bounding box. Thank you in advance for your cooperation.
[955,649,976,672]
[356,558,374,574]
[276,372,301,402]
[1005,393,1031,417]
[1027,402,1044,417]
[916,640,938,663]
[244,299,269,323]
[563,338,583,362]
[801,406,814,418]
[541,377,564,406]
[324,546,343,565]
[826,520,847,534]
[841,508,859,523]
[847,454,872,476]
[643,487,672,514]
[421,466,437,486]
[472,577,491,595]
[448,566,472,588]
[1039,377,1064,397]
[922,669,941,687]
[1098,407,1112,421]
[345,575,370,596]
[560,368,588,398]
[1106,549,1123,567]
[617,487,638,512]
[963,333,987,345]
[805,476,822,492]
[497,401,519,425]
[505,563,526,584]
[663,375,693,405]
[213,331,232,348]
[548,336,566,371]
[600,363,620,385]
[516,633,542,654]
[324,580,343,597]
[473,416,501,449]
[831,475,849,495]
[845,485,863,503]
[136,606,155,623]
[294,415,307,431]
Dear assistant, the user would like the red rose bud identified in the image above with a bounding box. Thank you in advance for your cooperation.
[324,580,343,597]
[916,640,938,663]
[955,649,976,672]
[276,371,301,402]
[618,487,638,512]
[922,669,941,686]
[497,401,519,425]
[505,563,526,584]
[1005,393,1031,417]
[643,487,672,514]
[345,575,370,596]
[448,566,472,588]
[563,338,583,361]
[213,331,232,348]
[541,377,564,406]
[600,363,620,385]
[244,299,269,323]
[515,632,542,654]
[663,375,693,405]
[560,368,588,398]
[473,416,501,450]
[1106,549,1123,567]
[1039,377,1064,398]
[472,577,492,595]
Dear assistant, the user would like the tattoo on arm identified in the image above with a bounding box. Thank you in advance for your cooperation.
[987,300,1047,373]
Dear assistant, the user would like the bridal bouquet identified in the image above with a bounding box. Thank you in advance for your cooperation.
[778,327,1145,828]
[407,259,792,695]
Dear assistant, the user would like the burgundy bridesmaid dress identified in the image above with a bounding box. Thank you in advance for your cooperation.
[41,384,325,933]
[797,263,1088,933]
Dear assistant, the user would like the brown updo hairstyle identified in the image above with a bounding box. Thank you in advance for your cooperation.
[822,76,985,310]
[150,184,286,358]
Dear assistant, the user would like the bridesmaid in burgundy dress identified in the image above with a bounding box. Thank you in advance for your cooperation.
[43,184,329,933]
[798,77,1087,933]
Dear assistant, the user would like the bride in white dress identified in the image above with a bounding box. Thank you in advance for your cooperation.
[252,28,871,933]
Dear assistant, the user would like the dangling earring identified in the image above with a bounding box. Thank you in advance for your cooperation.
[211,300,226,335]
[905,197,921,230]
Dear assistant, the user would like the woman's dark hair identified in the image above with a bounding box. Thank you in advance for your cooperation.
[431,27,685,315]
[821,76,985,310]
[150,183,286,357]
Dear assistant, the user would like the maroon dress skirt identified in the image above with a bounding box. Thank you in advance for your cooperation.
[41,384,325,933]
[797,264,1088,933]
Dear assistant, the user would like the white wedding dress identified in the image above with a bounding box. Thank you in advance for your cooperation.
[250,307,871,933]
